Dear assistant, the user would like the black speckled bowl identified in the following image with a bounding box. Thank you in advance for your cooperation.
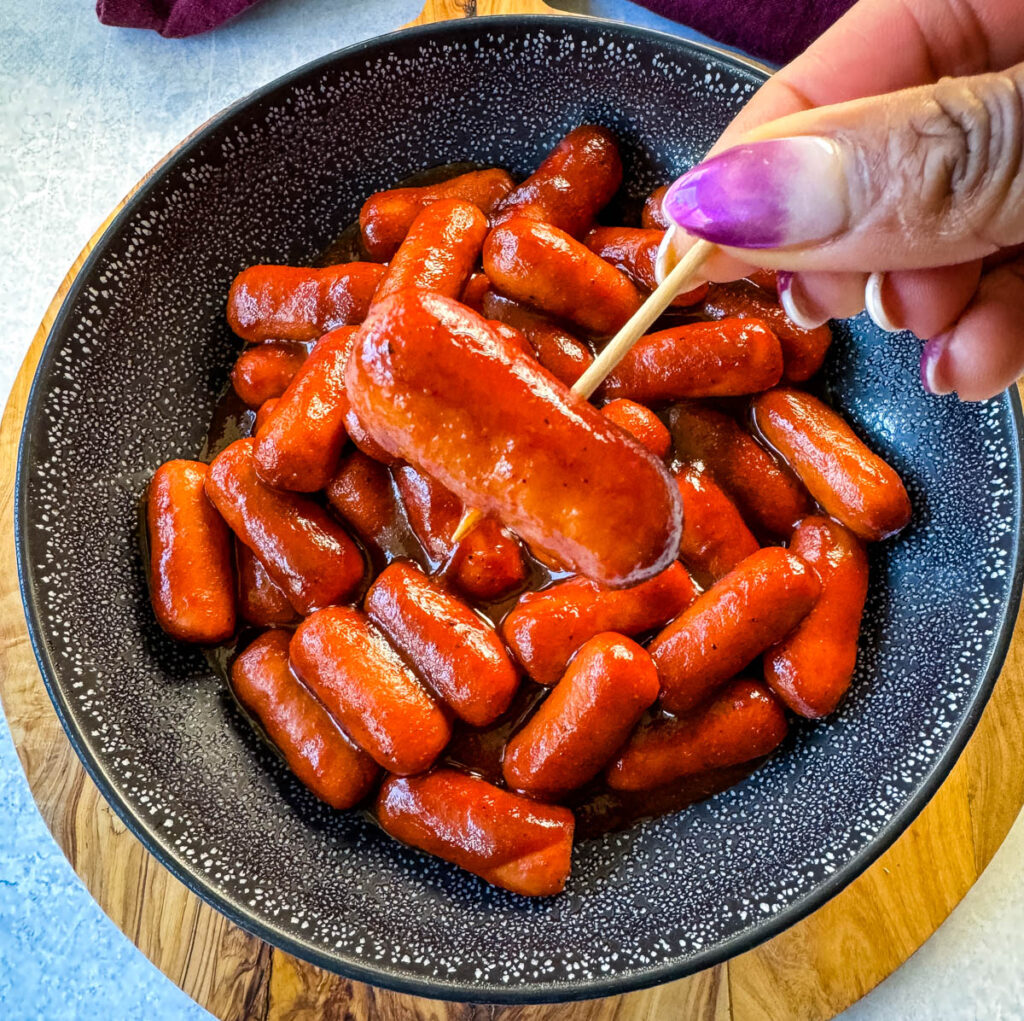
[16,15,1024,1004]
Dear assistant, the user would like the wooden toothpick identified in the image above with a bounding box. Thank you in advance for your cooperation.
[450,238,718,544]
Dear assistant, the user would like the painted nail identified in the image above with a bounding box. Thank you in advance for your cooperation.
[921,336,953,395]
[777,271,829,330]
[664,137,849,249]
[865,272,901,332]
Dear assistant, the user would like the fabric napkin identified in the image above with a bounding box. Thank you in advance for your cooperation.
[96,0,856,64]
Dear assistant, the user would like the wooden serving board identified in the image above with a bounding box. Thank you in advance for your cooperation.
[3,1,1024,1018]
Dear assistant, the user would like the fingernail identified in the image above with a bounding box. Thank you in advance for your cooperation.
[664,137,849,249]
[865,272,901,332]
[921,336,953,395]
[777,271,829,330]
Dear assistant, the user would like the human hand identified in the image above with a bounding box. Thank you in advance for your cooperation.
[659,0,1024,400]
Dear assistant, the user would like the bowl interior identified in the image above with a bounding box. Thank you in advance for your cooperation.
[17,15,1024,1003]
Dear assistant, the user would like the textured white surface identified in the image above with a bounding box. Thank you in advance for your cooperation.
[1,0,1023,1017]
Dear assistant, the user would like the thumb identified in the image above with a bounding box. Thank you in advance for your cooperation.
[662,63,1024,272]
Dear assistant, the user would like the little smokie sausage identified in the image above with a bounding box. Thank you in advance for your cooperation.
[461,272,491,313]
[360,168,514,261]
[231,630,378,808]
[230,341,308,407]
[326,450,406,557]
[484,219,643,336]
[751,388,912,542]
[703,281,832,382]
[668,400,811,538]
[236,542,299,627]
[253,398,278,436]
[253,327,354,492]
[290,606,451,775]
[372,198,488,304]
[492,125,622,238]
[601,398,671,458]
[641,184,670,230]
[599,318,783,403]
[503,634,659,798]
[376,770,574,897]
[488,320,534,357]
[606,679,788,791]
[674,464,760,584]
[583,227,708,306]
[480,290,593,386]
[344,407,401,466]
[205,439,364,614]
[764,516,869,718]
[226,263,384,342]
[393,464,527,601]
[650,546,821,714]
[147,460,236,644]
[347,291,682,588]
[502,563,697,684]
[365,561,519,727]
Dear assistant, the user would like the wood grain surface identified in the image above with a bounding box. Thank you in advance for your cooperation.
[2,1,1024,1018]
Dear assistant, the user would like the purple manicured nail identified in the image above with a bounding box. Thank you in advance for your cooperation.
[921,336,952,395]
[664,137,849,249]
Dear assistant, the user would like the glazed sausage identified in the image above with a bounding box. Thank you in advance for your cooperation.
[373,198,488,304]
[347,290,681,587]
[583,227,708,306]
[488,320,534,358]
[480,290,593,386]
[230,341,308,408]
[674,464,759,584]
[641,184,670,230]
[236,542,299,626]
[290,606,451,775]
[483,219,643,336]
[606,679,788,791]
[147,460,236,644]
[326,450,406,556]
[227,263,384,342]
[600,398,671,458]
[599,319,783,403]
[747,269,778,292]
[253,398,279,436]
[376,770,574,897]
[461,271,491,312]
[503,634,659,798]
[492,125,622,238]
[751,388,912,542]
[393,464,527,602]
[703,281,831,382]
[764,517,869,718]
[205,439,364,614]
[253,327,354,492]
[365,561,520,726]
[231,630,378,808]
[650,547,821,714]
[501,562,697,684]
[344,407,402,466]
[668,401,811,538]
[360,168,514,261]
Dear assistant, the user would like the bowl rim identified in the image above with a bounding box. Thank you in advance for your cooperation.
[15,12,1024,1005]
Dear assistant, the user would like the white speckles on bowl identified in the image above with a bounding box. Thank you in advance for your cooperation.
[15,16,1024,1004]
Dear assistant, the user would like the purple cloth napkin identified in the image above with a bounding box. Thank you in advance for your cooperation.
[636,0,856,64]
[96,0,261,38]
[96,0,855,64]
